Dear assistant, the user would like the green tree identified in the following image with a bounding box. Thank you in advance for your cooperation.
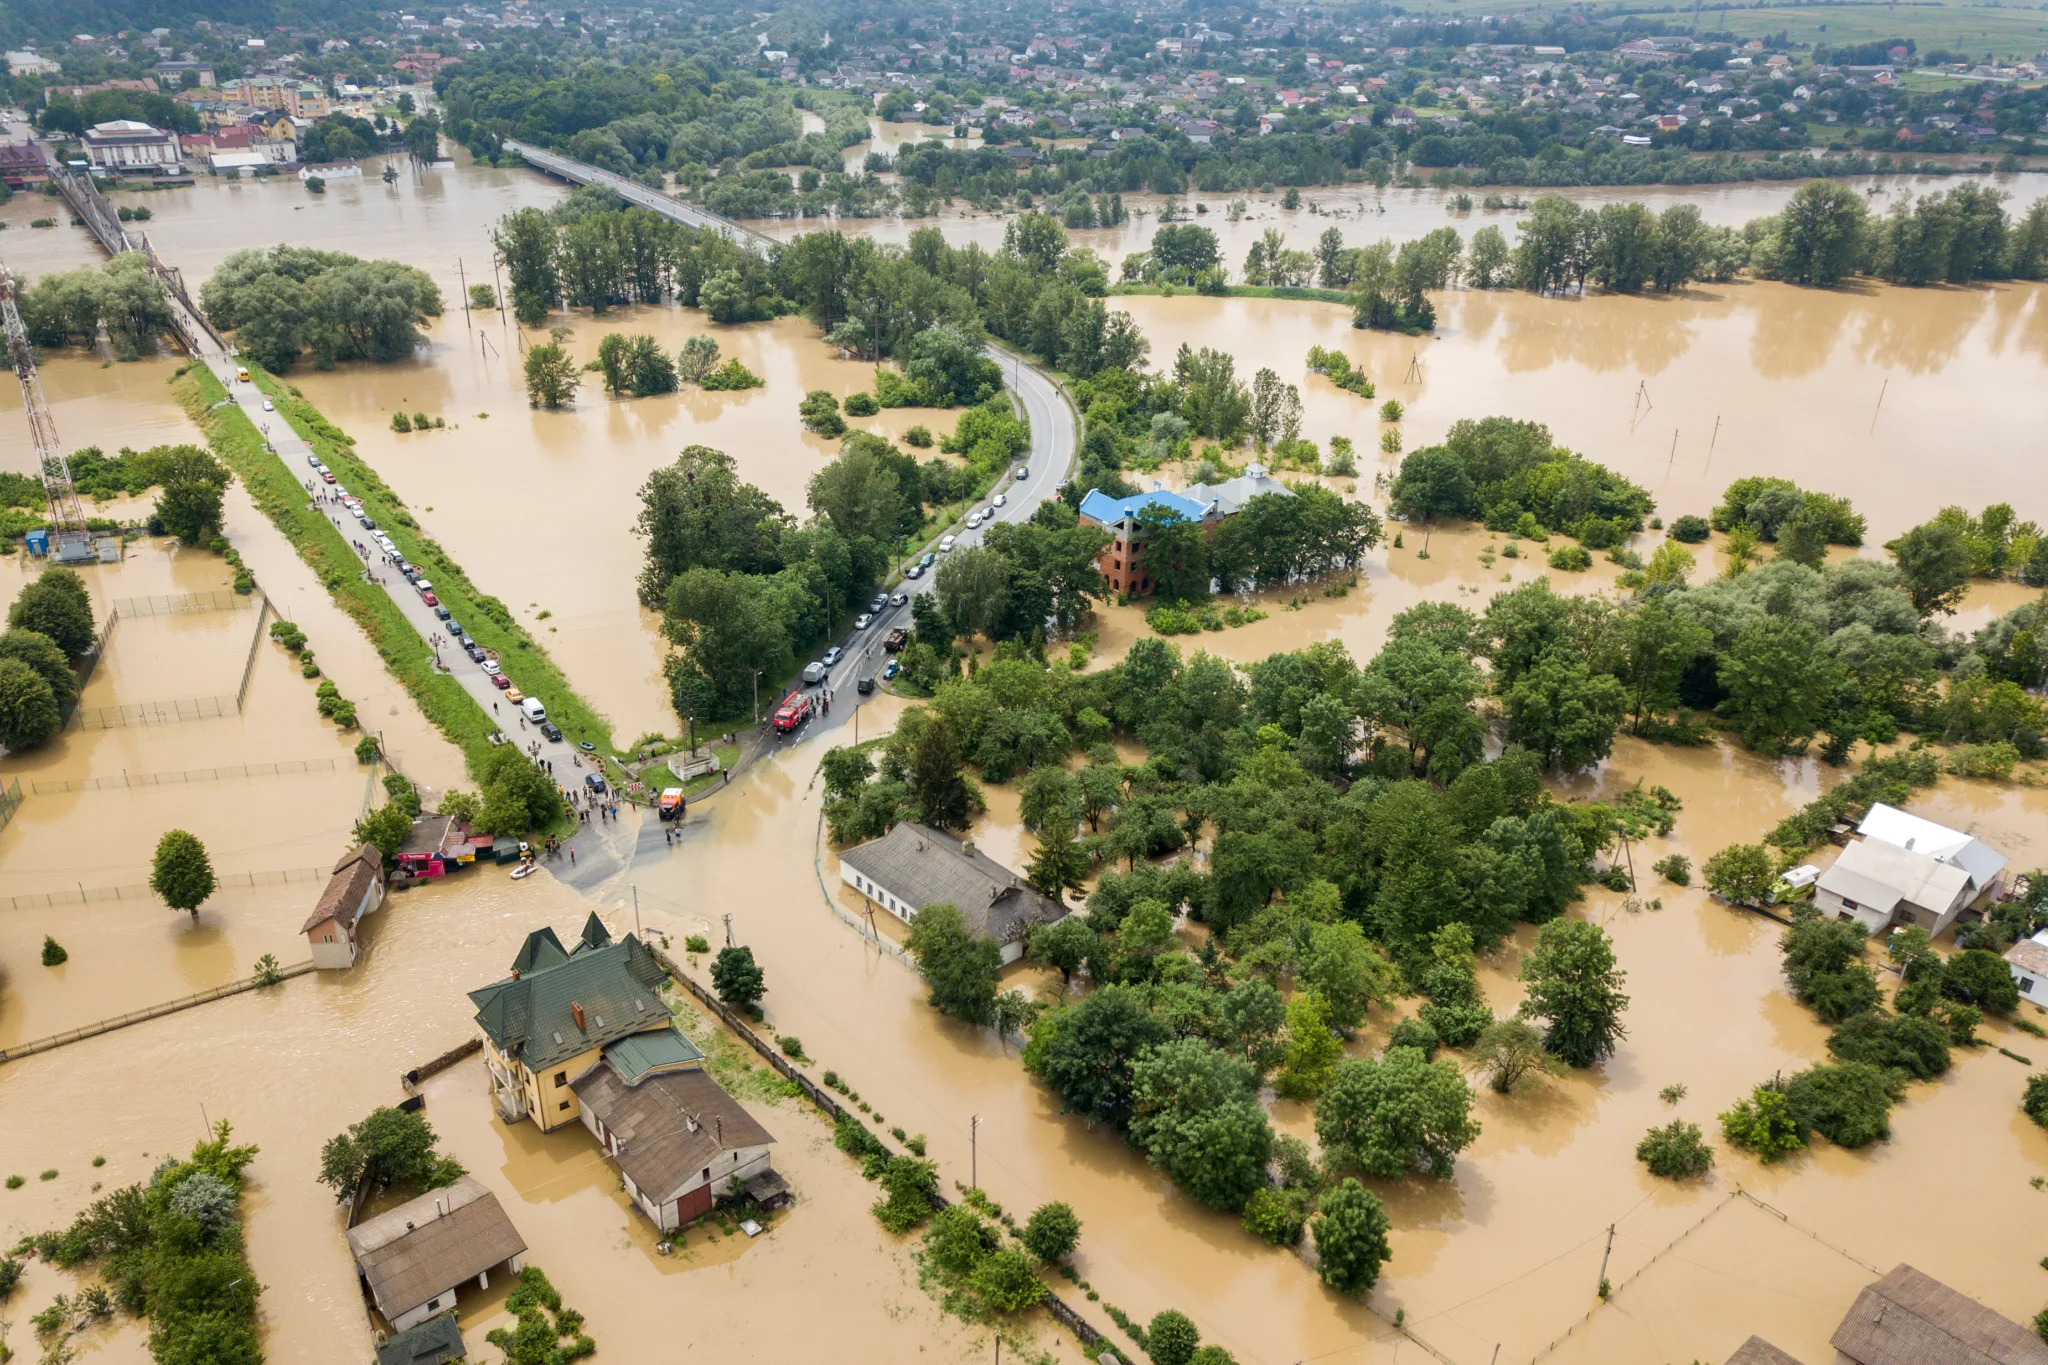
[1502,651,1628,772]
[317,1107,464,1200]
[906,903,1003,1025]
[154,445,233,543]
[1022,985,1172,1132]
[1519,919,1628,1067]
[9,570,96,657]
[0,630,77,712]
[0,656,59,749]
[523,342,580,408]
[1135,504,1210,603]
[1275,990,1343,1100]
[1148,1310,1201,1365]
[935,547,1011,641]
[1636,1120,1714,1178]
[1942,948,2021,1015]
[1621,599,1711,732]
[1771,181,1870,287]
[1299,921,1395,1033]
[353,804,413,863]
[2022,1075,2048,1128]
[1026,916,1096,984]
[1702,843,1777,905]
[1310,1179,1393,1296]
[1315,1047,1480,1180]
[1130,1038,1272,1211]
[711,945,766,1010]
[1389,447,1480,523]
[1784,1061,1897,1148]
[1027,818,1089,903]
[1885,520,1973,616]
[1020,1201,1081,1262]
[971,1247,1045,1313]
[660,569,793,715]
[1471,1017,1568,1094]
[908,713,973,831]
[151,829,216,920]
[1719,1084,1806,1161]
[1718,616,1841,753]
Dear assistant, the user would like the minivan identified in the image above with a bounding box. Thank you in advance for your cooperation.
[521,696,548,725]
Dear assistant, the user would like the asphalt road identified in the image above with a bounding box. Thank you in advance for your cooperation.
[789,342,1079,745]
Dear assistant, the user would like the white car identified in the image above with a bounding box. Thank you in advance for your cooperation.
[854,613,873,630]
[261,399,275,412]
[482,655,501,673]
[992,493,1007,507]
[966,511,984,528]
[939,535,957,553]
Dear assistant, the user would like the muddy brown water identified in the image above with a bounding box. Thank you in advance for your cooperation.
[5,163,2048,1365]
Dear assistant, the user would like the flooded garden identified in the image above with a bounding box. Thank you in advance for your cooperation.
[2,153,2046,1365]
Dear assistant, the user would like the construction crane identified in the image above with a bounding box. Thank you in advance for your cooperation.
[0,261,91,562]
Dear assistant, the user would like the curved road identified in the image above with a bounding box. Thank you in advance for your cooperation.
[503,139,1081,744]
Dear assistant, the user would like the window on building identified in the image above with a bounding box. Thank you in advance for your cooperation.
[553,1071,567,1086]
[558,1100,571,1111]
[2023,977,2035,994]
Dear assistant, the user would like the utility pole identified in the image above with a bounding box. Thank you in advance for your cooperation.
[970,1114,981,1190]
[1597,1222,1616,1297]
[1665,427,1679,478]
[723,912,734,948]
[458,257,472,330]
[1705,415,1721,474]
[1869,377,1889,435]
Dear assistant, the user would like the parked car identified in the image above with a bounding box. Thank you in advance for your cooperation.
[586,773,608,795]
[465,642,486,663]
[854,613,872,630]
[992,494,1006,508]
[939,535,957,553]
[505,686,525,704]
[433,604,451,620]
[447,621,466,638]
[857,675,876,695]
[1015,466,1028,480]
[539,721,564,742]
[415,580,433,596]
[261,399,275,412]
[360,517,378,531]
[869,593,888,614]
[420,592,439,607]
[491,673,511,689]
[822,646,844,667]
[802,661,827,686]
[965,511,983,529]
[919,552,937,569]
[883,661,900,681]
[905,563,924,579]
[306,454,321,468]
[890,591,907,607]
[481,655,500,673]
[321,470,336,484]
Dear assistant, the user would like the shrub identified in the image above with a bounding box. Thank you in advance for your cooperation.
[1385,1017,1439,1057]
[904,424,933,448]
[390,411,413,433]
[354,734,381,763]
[1547,544,1592,572]
[1380,429,1402,455]
[41,935,68,965]
[775,1034,806,1060]
[1636,1120,1713,1178]
[1669,515,1711,543]
[1720,1085,1805,1161]
[2024,1074,2048,1128]
[872,1155,941,1233]
[1379,400,1404,422]
[1241,1185,1311,1245]
[1826,1011,1951,1081]
[1021,1201,1081,1262]
[843,391,879,417]
[1653,854,1691,886]
[1784,1062,1899,1149]
[685,934,710,954]
[1148,1310,1200,1365]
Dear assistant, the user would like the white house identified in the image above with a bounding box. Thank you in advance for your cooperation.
[345,1176,527,1332]
[2005,930,2048,1002]
[302,843,385,969]
[1858,803,2008,901]
[81,119,182,174]
[1815,839,1973,935]
[839,821,1069,964]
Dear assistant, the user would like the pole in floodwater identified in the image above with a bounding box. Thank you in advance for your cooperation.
[458,257,472,331]
[1597,1222,1616,1297]
[1704,415,1722,474]
[1870,377,1890,435]
[723,912,734,948]
[1666,428,1679,478]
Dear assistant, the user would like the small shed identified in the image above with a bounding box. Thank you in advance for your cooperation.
[376,1314,466,1365]
[2005,930,2048,1002]
[1725,1337,1804,1365]
[1830,1263,2048,1365]
[346,1177,527,1333]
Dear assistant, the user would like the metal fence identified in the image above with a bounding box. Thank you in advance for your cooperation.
[30,759,336,794]
[0,777,20,834]
[69,694,240,729]
[6,865,326,910]
[111,590,253,617]
[0,958,314,1065]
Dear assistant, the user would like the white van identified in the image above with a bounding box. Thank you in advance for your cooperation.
[520,696,548,725]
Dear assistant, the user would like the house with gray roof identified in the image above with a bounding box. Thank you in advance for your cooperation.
[1182,462,1296,517]
[347,1176,525,1333]
[839,822,1069,963]
[1830,1263,2048,1365]
[1816,805,2009,937]
[571,1061,778,1232]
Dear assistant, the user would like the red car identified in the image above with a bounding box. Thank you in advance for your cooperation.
[321,470,336,484]
[491,673,511,689]
[420,591,439,607]
[771,694,811,733]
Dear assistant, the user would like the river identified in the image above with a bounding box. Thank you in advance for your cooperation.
[3,157,2046,1365]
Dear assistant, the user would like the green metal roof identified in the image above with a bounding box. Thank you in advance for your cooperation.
[602,1026,705,1085]
[468,932,669,1070]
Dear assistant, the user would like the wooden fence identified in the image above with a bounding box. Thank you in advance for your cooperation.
[646,943,1124,1363]
[0,959,314,1064]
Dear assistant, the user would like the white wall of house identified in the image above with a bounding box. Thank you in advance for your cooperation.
[647,1143,776,1231]
[1813,887,1890,935]
[2012,962,2048,1001]
[841,864,915,924]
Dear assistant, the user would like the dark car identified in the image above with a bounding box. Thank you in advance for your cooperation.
[857,675,876,695]
[434,605,451,620]
[360,517,378,532]
[585,773,609,795]
[904,563,924,580]
[465,642,487,663]
[540,721,564,742]
[447,621,466,638]
[919,552,937,569]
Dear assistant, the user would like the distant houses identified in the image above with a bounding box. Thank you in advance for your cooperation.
[468,916,783,1233]
[1814,803,2008,937]
[81,120,183,176]
[839,821,1068,963]
[346,1176,526,1333]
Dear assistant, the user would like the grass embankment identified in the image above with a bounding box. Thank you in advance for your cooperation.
[243,366,622,761]
[173,363,498,768]
[1111,282,1352,306]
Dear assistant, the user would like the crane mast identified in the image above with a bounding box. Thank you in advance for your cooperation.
[0,262,91,561]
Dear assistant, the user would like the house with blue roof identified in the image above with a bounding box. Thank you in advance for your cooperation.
[1078,466,1295,598]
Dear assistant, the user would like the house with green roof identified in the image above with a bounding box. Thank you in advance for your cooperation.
[467,913,682,1133]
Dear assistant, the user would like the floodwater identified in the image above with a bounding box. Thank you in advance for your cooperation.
[6,159,2048,1365]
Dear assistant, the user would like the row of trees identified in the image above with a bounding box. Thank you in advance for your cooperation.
[0,568,98,752]
[200,246,444,372]
[17,257,172,361]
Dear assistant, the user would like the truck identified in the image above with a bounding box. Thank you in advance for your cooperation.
[883,627,909,654]
[771,694,812,733]
[658,788,686,820]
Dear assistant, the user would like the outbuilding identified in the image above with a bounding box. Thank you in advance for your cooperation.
[346,1176,527,1333]
[302,843,385,970]
[570,1059,777,1232]
[2005,929,2048,1002]
[839,821,1068,963]
[1830,1263,2048,1365]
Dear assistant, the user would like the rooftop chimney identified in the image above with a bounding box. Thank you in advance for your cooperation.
[570,1002,586,1030]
